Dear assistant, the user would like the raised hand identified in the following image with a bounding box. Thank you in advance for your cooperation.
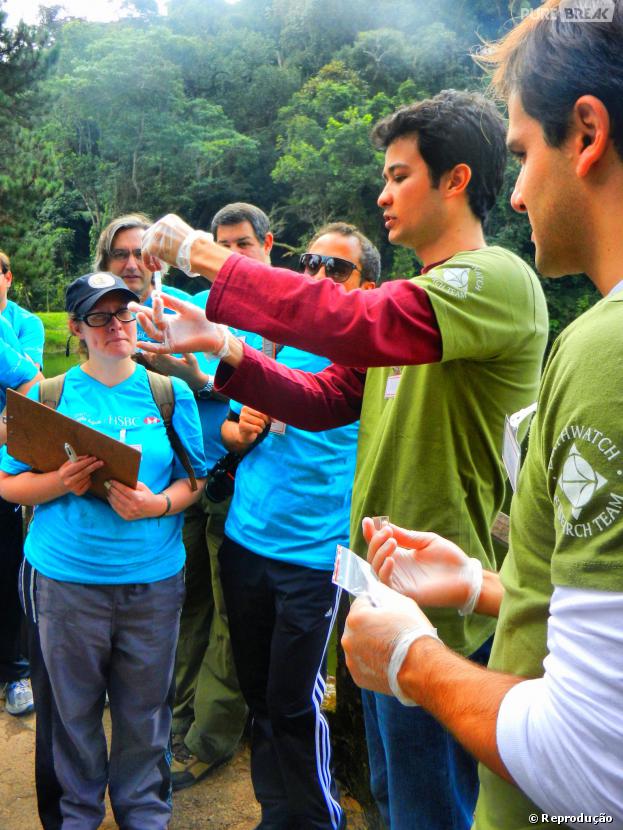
[141,214,213,275]
[130,293,230,357]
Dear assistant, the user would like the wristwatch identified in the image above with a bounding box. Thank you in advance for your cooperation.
[195,378,215,400]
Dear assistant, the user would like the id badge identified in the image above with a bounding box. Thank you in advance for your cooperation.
[270,419,287,435]
[384,367,402,399]
[502,402,537,491]
[262,338,277,360]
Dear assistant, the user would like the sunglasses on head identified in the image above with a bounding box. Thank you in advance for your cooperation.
[299,253,360,283]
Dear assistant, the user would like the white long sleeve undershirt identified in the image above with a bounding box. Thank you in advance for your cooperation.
[497,586,623,828]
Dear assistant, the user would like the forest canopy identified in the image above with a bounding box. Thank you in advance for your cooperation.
[0,0,598,336]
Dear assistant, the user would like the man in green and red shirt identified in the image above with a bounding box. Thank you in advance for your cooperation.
[133,89,548,830]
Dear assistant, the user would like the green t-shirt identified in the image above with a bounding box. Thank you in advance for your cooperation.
[351,246,549,655]
[475,292,623,829]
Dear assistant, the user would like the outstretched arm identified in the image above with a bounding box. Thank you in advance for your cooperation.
[140,214,442,369]
[214,344,365,431]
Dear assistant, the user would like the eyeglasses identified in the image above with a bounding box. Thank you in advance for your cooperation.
[110,248,142,262]
[299,253,360,283]
[79,308,136,327]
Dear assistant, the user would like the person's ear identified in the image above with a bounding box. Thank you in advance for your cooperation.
[263,232,274,258]
[360,280,376,291]
[443,163,472,200]
[572,95,611,178]
[68,317,82,339]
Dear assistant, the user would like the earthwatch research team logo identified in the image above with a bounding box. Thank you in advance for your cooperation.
[552,425,623,538]
[431,266,484,300]
[559,443,607,520]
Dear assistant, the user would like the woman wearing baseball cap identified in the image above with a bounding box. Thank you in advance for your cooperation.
[0,272,207,829]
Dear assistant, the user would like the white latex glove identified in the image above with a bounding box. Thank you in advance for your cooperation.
[363,517,483,616]
[342,587,440,705]
[141,213,213,276]
[129,293,231,358]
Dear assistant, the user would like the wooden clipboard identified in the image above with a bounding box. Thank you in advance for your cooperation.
[5,388,141,501]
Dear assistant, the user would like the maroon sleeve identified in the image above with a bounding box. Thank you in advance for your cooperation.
[206,254,441,368]
[214,343,364,431]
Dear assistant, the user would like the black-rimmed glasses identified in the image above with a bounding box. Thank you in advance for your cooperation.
[299,253,360,283]
[79,308,136,327]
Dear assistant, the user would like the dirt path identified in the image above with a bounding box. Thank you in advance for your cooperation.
[1,706,366,829]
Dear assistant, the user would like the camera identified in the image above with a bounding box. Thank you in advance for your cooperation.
[204,451,244,503]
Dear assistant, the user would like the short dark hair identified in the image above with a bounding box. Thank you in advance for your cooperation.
[371,89,507,224]
[309,222,381,286]
[478,0,623,160]
[210,202,270,243]
[94,213,152,272]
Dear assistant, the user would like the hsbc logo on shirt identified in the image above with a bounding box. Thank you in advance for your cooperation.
[107,415,139,427]
[106,415,161,426]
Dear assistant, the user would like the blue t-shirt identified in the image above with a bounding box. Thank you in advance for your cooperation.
[1,300,45,367]
[225,345,358,571]
[0,317,38,410]
[138,284,229,466]
[0,364,207,584]
[190,289,262,467]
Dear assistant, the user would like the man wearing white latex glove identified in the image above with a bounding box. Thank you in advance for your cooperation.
[362,518,504,618]
[343,5,623,828]
[136,93,549,830]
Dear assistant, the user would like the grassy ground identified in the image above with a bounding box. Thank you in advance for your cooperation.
[37,311,69,353]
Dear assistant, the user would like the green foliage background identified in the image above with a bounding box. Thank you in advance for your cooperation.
[0,0,599,338]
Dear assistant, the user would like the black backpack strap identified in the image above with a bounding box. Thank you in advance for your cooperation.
[39,374,66,410]
[146,370,198,492]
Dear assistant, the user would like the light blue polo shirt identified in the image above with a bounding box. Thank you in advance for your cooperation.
[0,363,207,584]
[224,345,359,571]
[0,316,38,410]
[1,300,45,367]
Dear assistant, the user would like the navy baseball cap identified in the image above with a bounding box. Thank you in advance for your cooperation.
[66,272,139,316]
